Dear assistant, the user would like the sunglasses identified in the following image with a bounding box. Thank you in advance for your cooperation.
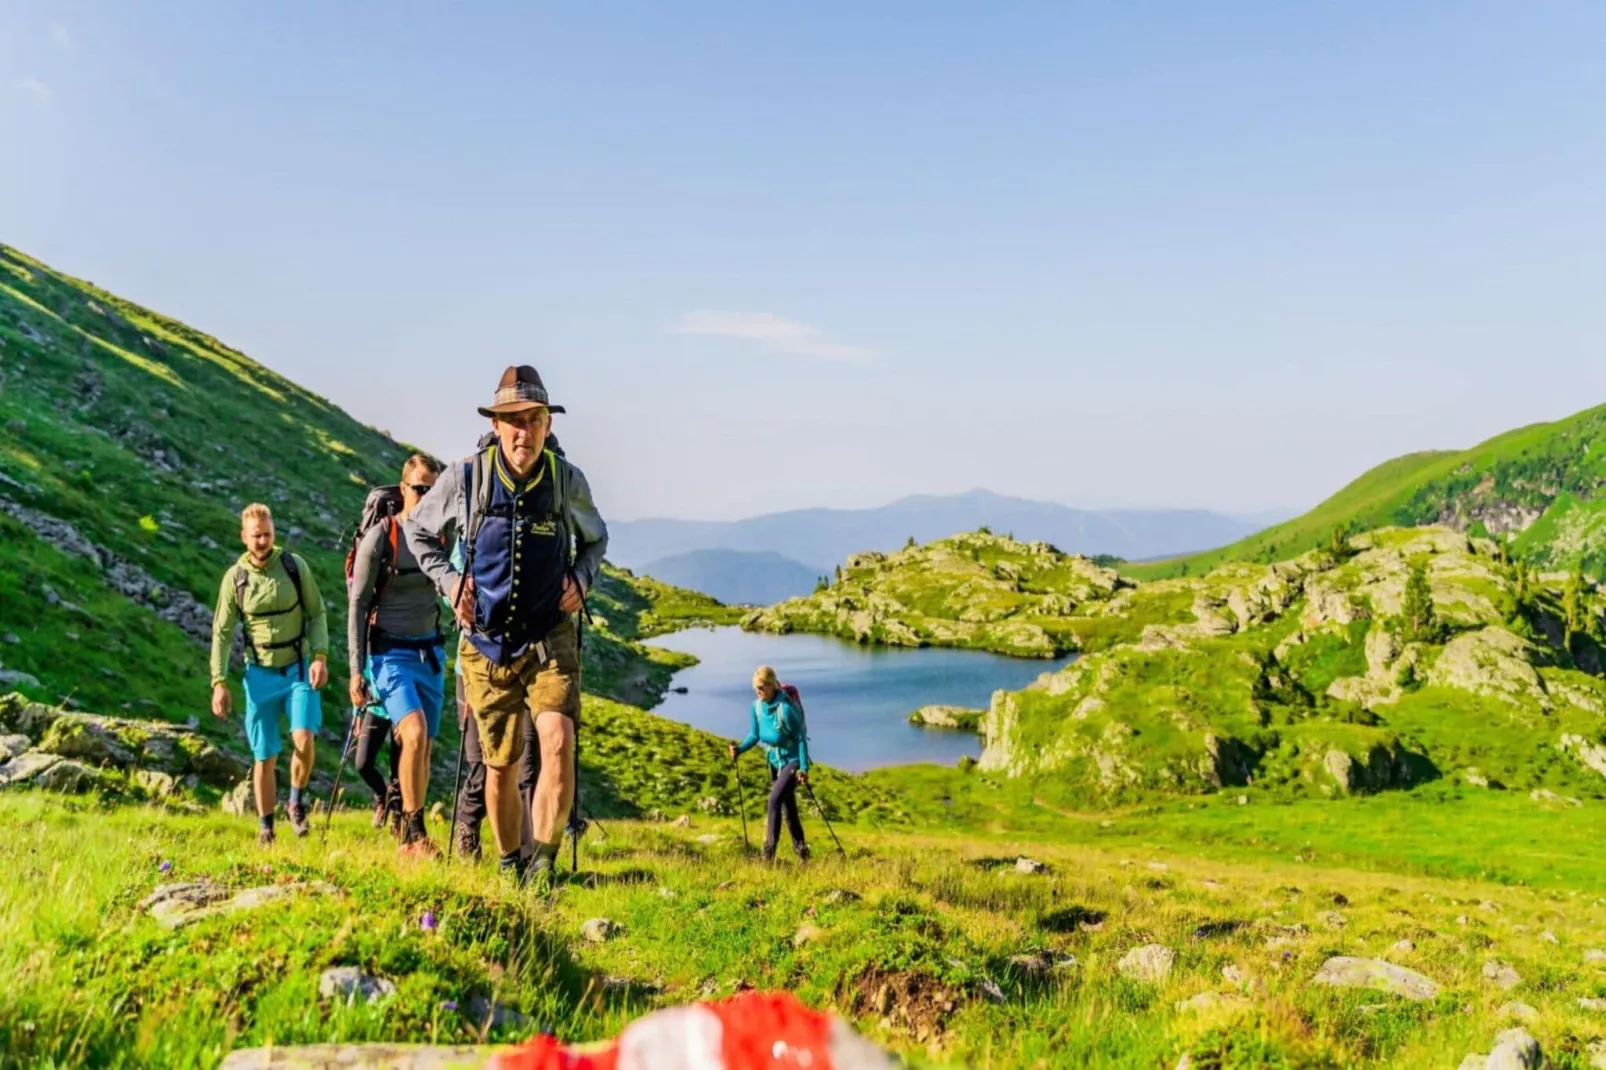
[405,483,436,496]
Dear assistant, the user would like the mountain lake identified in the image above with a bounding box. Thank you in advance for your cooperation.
[645,626,1075,771]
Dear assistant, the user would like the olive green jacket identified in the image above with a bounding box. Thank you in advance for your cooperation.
[209,547,329,686]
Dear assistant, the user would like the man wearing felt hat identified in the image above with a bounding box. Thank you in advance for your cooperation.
[404,365,608,890]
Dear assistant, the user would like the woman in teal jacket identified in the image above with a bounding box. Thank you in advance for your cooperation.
[727,665,811,861]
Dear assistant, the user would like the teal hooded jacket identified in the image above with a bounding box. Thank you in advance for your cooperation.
[735,695,810,773]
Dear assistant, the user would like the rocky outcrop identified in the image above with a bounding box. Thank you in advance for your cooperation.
[745,533,1125,658]
[1322,744,1417,795]
[0,498,216,647]
[1428,628,1550,710]
[0,692,246,795]
[1560,734,1606,781]
[908,705,984,732]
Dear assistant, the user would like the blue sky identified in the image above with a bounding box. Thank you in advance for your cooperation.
[4,3,1605,521]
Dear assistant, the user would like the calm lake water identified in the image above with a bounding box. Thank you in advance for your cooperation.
[645,627,1074,772]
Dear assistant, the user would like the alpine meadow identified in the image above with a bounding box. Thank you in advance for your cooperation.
[7,239,1606,1069]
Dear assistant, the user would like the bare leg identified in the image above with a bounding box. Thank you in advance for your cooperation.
[530,711,575,846]
[253,756,277,817]
[485,764,523,856]
[289,730,316,789]
[395,711,429,811]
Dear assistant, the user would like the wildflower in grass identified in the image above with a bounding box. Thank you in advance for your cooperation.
[441,1000,457,1011]
[421,909,438,932]
[159,860,171,874]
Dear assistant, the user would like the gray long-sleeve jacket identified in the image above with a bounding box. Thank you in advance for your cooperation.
[402,446,608,612]
[347,520,446,670]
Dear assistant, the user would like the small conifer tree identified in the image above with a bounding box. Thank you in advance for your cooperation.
[1401,560,1438,642]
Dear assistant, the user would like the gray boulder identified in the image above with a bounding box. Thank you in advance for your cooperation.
[0,733,33,762]
[582,918,618,943]
[149,880,337,930]
[0,669,41,690]
[318,966,397,1005]
[220,1045,497,1068]
[221,780,254,817]
[133,769,179,798]
[1485,1028,1542,1070]
[0,750,62,787]
[33,758,107,793]
[0,693,64,738]
[1118,944,1176,984]
[1483,961,1523,991]
[464,994,531,1031]
[141,881,232,924]
[1311,957,1439,1001]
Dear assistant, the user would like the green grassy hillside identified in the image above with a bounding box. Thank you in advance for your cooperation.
[1130,404,1606,581]
[0,241,744,807]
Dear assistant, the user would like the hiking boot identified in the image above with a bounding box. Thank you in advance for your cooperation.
[397,809,439,858]
[454,821,482,863]
[257,826,276,847]
[400,837,442,860]
[370,794,390,829]
[795,843,812,863]
[288,802,310,838]
[525,856,555,895]
[499,852,529,886]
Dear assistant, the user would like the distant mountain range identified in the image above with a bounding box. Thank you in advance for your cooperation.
[614,491,1292,602]
[637,549,824,607]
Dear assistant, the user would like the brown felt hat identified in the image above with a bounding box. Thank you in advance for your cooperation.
[477,365,567,418]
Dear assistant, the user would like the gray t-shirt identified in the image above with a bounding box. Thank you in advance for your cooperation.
[347,519,446,669]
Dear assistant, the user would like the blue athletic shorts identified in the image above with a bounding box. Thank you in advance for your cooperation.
[366,644,446,740]
[243,661,323,761]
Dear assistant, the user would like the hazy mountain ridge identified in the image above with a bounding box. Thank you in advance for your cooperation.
[610,490,1285,575]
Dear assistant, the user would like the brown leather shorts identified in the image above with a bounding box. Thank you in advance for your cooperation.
[456,618,580,768]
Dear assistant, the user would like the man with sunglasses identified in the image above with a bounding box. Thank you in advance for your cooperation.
[405,365,607,891]
[348,452,448,856]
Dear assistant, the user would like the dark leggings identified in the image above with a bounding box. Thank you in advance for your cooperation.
[453,674,540,828]
[355,712,400,803]
[766,762,808,859]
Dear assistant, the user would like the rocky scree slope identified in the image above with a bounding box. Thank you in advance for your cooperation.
[1133,401,1606,580]
[0,242,728,795]
[742,531,1149,658]
[980,526,1606,806]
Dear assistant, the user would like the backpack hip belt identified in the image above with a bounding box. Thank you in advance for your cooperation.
[370,627,445,673]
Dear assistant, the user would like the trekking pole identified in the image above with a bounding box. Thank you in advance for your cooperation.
[556,605,591,873]
[446,699,468,864]
[801,778,846,859]
[322,707,360,844]
[731,754,751,852]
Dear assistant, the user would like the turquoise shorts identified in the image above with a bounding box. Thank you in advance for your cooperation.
[366,644,445,740]
[243,661,323,761]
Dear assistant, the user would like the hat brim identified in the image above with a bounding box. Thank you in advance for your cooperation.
[478,401,566,418]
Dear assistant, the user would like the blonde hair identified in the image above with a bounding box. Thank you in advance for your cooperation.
[241,503,273,527]
[752,665,780,691]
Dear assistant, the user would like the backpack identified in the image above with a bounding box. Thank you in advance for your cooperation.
[778,683,811,744]
[346,484,441,656]
[233,551,309,668]
[344,485,405,590]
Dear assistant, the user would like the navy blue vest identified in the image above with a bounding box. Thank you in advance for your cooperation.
[466,449,567,665]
